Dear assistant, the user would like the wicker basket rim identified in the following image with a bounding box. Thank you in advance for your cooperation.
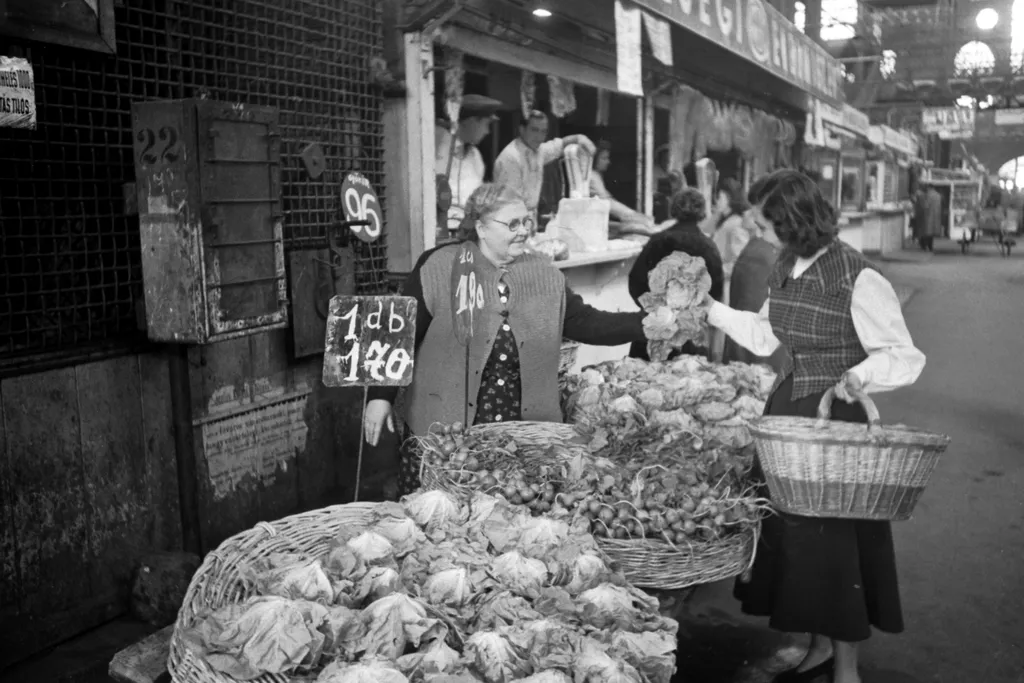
[595,529,753,551]
[749,415,950,448]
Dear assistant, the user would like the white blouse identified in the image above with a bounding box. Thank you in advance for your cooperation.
[707,247,926,394]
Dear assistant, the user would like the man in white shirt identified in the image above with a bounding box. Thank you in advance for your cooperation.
[493,110,596,218]
[436,94,504,238]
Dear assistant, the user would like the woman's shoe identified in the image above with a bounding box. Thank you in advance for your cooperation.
[771,656,835,683]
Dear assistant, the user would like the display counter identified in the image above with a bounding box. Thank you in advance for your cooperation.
[838,206,908,255]
[556,243,644,372]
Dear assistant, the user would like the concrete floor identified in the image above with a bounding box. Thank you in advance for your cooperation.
[674,240,1024,683]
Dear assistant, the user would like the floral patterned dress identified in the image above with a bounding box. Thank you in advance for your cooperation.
[398,279,523,495]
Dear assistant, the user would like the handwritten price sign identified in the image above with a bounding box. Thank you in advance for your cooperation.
[450,244,486,346]
[323,295,417,387]
[341,172,383,244]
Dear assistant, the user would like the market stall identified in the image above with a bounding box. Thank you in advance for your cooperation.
[917,166,984,245]
[802,100,880,252]
[862,125,921,254]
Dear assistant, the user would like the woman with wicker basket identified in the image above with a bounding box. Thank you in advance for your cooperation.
[362,183,651,496]
[706,169,926,683]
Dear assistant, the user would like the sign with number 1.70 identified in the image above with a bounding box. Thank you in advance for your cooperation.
[323,295,417,387]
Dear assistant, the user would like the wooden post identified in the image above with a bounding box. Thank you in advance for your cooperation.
[643,96,655,216]
[404,32,437,261]
[167,347,201,555]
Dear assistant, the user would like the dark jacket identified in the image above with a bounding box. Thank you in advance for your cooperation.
[721,237,789,375]
[627,220,725,361]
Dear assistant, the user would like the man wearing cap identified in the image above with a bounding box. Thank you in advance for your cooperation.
[493,110,597,219]
[436,94,503,237]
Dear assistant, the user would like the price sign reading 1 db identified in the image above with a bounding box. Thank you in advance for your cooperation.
[323,295,417,387]
[450,244,485,346]
[341,172,383,244]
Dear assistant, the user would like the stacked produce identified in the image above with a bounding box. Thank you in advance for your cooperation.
[567,355,776,454]
[415,423,598,514]
[638,253,713,362]
[178,490,678,683]
[562,355,777,544]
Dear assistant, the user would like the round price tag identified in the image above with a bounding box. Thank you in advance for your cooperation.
[341,172,383,244]
[450,243,486,346]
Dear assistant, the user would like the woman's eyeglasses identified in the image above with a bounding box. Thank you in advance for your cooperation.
[490,216,535,233]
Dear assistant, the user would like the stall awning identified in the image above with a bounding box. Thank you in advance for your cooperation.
[868,125,919,159]
[630,0,844,107]
[805,100,869,148]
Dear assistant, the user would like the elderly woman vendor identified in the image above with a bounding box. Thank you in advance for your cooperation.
[363,183,652,495]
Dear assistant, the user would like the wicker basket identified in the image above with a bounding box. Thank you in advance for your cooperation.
[418,421,589,495]
[749,388,951,521]
[168,503,378,683]
[596,526,757,591]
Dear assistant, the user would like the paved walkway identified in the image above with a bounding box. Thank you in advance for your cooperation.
[673,242,1024,683]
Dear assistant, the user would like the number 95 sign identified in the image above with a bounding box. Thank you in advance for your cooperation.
[323,295,417,387]
[341,172,383,244]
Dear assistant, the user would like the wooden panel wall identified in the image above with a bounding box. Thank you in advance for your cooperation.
[186,328,398,551]
[0,353,182,669]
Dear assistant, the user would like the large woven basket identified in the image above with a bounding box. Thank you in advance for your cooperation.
[749,388,951,521]
[596,526,757,591]
[418,421,589,495]
[168,503,377,683]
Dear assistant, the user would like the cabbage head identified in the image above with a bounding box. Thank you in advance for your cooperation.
[317,658,409,683]
[404,490,466,531]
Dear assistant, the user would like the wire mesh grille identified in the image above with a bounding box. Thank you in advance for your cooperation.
[0,0,386,361]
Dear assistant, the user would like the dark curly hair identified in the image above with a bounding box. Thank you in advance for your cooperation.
[748,169,837,258]
[670,187,707,225]
[716,177,749,217]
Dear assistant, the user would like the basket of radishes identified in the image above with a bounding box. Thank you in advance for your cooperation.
[749,388,951,521]
[414,421,592,506]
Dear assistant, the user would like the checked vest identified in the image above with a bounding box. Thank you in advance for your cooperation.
[766,240,879,400]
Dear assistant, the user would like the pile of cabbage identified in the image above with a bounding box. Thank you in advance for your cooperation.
[177,490,679,683]
[566,355,776,454]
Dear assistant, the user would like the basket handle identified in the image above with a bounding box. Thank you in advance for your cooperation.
[814,386,886,441]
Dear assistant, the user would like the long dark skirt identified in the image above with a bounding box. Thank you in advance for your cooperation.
[734,375,904,642]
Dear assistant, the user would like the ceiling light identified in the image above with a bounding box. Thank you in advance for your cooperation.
[976,8,998,30]
[532,7,552,18]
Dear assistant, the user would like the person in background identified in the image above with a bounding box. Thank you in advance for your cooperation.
[493,110,596,219]
[708,169,926,683]
[708,178,750,360]
[590,139,656,235]
[627,187,725,361]
[653,170,685,224]
[912,185,943,251]
[435,94,503,237]
[720,208,788,376]
[362,183,653,495]
[712,178,753,292]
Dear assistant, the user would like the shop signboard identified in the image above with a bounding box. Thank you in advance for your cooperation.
[994,109,1024,126]
[882,126,918,158]
[0,56,36,129]
[632,0,845,106]
[921,107,975,139]
[816,100,870,139]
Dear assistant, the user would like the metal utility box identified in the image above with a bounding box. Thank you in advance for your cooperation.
[131,99,288,344]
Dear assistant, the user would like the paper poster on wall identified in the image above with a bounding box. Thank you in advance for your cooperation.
[614,0,643,96]
[202,397,309,500]
[0,56,36,130]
